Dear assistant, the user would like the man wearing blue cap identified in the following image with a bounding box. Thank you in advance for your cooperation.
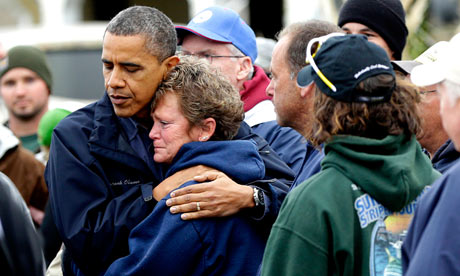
[169,5,306,219]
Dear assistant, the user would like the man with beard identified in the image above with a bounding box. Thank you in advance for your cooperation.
[0,45,51,154]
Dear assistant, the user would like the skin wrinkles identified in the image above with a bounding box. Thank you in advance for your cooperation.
[149,93,202,164]
[181,34,251,90]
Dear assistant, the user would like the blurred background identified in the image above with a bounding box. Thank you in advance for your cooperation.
[0,0,459,120]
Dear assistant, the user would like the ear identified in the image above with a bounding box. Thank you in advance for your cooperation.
[236,57,252,82]
[198,118,216,141]
[161,55,180,78]
[300,82,316,98]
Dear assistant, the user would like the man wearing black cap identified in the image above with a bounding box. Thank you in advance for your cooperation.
[338,0,408,60]
[0,46,52,154]
[261,33,439,276]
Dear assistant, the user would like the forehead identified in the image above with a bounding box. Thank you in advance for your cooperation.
[342,22,375,33]
[181,34,231,54]
[102,32,158,63]
[1,67,40,80]
[271,37,290,68]
[154,92,180,111]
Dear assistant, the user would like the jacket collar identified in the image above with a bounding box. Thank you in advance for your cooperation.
[240,65,271,112]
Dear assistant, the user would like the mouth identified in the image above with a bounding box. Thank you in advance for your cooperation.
[14,99,30,108]
[109,94,131,105]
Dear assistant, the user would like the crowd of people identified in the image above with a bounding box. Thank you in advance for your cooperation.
[1,0,460,275]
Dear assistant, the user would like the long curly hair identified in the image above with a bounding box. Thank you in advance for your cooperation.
[310,74,422,146]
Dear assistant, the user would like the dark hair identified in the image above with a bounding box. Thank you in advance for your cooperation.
[310,74,421,146]
[105,6,177,62]
[277,20,342,75]
[152,56,244,140]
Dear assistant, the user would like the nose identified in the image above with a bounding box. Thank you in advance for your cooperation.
[149,122,160,141]
[14,81,27,97]
[266,79,274,97]
[106,67,125,89]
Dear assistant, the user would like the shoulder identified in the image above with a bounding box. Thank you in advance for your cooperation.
[283,168,350,216]
[55,101,98,133]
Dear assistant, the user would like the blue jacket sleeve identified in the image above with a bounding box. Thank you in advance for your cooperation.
[251,120,306,176]
[235,122,294,236]
[403,164,460,276]
[45,128,155,275]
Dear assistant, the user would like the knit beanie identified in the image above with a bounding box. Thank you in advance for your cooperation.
[0,45,53,91]
[338,0,408,60]
[38,108,71,147]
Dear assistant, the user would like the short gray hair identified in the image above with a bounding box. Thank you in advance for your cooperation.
[153,56,244,140]
[105,6,177,62]
[225,44,254,79]
[277,20,341,75]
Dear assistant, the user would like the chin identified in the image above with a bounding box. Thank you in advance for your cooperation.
[113,107,137,118]
[154,155,171,164]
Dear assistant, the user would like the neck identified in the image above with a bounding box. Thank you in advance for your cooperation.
[8,108,48,137]
[133,111,153,129]
[419,131,449,158]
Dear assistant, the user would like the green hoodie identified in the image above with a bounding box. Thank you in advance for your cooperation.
[261,135,440,276]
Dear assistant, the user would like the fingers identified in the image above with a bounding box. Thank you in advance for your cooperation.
[170,182,209,198]
[181,210,215,220]
[167,200,216,220]
[193,171,221,182]
[169,201,206,214]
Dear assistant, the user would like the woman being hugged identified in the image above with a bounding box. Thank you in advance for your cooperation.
[261,34,440,276]
[105,56,266,276]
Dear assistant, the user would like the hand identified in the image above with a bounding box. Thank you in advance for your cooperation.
[153,165,218,201]
[29,206,45,226]
[166,171,255,220]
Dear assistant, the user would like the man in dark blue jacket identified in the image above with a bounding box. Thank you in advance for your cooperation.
[266,20,341,189]
[45,6,293,275]
[402,32,460,275]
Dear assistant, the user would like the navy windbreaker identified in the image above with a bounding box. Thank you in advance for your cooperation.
[105,140,266,275]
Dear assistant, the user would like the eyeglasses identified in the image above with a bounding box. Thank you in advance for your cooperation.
[182,53,246,63]
[305,32,345,92]
[420,89,437,95]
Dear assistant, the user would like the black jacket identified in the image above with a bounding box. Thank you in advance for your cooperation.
[0,172,44,276]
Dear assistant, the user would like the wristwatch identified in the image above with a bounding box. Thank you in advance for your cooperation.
[252,187,265,207]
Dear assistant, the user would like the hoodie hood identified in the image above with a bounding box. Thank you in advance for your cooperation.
[0,125,19,158]
[322,134,440,211]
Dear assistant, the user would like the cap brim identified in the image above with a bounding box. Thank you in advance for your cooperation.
[297,66,315,88]
[410,62,445,87]
[391,60,422,75]
[176,26,231,45]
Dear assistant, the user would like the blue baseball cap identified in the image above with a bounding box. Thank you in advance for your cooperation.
[297,34,395,103]
[176,6,257,63]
